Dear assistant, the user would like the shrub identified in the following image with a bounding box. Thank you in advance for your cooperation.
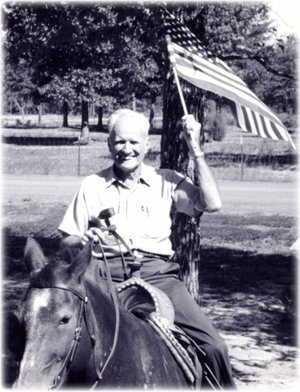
[278,112,297,134]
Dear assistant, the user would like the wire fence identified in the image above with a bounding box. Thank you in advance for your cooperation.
[2,114,297,182]
[2,132,297,165]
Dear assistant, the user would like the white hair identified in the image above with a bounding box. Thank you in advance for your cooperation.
[107,109,150,136]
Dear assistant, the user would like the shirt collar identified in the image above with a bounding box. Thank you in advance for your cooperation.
[102,164,154,188]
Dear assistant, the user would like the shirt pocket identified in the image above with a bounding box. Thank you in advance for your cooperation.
[141,197,172,240]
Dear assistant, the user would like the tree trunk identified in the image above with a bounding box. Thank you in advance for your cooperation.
[81,101,89,128]
[81,101,90,144]
[161,74,205,301]
[62,101,69,128]
[97,106,105,132]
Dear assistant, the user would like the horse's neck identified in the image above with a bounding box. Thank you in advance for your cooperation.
[83,276,145,351]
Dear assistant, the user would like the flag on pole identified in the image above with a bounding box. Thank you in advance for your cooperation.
[163,9,296,149]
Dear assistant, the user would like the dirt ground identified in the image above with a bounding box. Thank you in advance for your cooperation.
[1,175,298,390]
[2,237,298,390]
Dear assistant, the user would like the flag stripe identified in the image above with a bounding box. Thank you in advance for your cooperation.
[239,104,291,141]
[169,39,283,124]
[260,116,277,140]
[170,42,249,89]
[174,60,283,127]
[256,112,268,138]
[265,115,281,140]
[270,121,285,140]
[173,51,257,101]
[163,8,295,148]
[172,43,252,92]
[251,111,260,136]
[172,48,283,126]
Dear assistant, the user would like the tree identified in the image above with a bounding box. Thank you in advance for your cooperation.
[3,58,36,117]
[3,3,123,130]
[3,3,165,131]
[158,2,294,298]
[2,2,296,297]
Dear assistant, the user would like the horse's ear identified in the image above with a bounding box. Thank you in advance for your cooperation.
[59,236,83,264]
[67,241,93,281]
[24,237,48,273]
[59,246,74,265]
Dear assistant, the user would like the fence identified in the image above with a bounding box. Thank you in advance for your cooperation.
[2,117,297,180]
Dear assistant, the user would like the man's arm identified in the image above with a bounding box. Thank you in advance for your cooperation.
[181,115,222,213]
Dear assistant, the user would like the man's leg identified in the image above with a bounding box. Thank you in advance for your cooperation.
[143,264,236,389]
[99,255,236,388]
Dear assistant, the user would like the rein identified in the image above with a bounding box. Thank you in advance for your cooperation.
[89,238,121,390]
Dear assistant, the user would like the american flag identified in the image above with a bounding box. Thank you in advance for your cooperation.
[164,9,295,149]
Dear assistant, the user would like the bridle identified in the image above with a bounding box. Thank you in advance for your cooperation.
[47,287,88,390]
[25,285,89,390]
[27,261,120,390]
[24,216,140,389]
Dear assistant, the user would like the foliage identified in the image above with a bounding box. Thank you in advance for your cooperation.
[2,2,165,121]
[3,2,297,123]
[3,58,37,114]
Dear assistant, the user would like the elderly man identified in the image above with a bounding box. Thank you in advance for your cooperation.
[58,108,235,388]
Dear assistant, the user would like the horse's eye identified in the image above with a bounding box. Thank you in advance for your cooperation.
[59,316,71,325]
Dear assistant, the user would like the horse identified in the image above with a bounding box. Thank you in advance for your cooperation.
[13,237,196,389]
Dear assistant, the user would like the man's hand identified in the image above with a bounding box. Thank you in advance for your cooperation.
[81,227,105,247]
[181,115,202,158]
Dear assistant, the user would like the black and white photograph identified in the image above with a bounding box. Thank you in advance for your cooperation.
[1,0,298,389]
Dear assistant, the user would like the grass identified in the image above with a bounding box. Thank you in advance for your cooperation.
[2,118,298,253]
[200,213,297,255]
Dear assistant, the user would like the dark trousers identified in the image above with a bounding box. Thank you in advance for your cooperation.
[98,255,236,389]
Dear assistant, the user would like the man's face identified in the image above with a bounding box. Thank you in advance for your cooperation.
[108,116,149,174]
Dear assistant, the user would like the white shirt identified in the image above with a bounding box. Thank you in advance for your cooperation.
[58,164,202,257]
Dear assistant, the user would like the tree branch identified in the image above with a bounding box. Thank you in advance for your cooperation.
[220,54,295,81]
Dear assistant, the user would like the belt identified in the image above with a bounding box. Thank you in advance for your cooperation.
[96,250,170,262]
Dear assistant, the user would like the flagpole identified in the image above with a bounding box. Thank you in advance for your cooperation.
[166,34,188,116]
[172,65,188,116]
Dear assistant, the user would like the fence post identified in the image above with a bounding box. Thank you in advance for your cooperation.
[240,133,244,181]
[77,136,81,176]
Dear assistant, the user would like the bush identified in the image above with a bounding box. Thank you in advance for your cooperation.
[212,113,227,141]
[203,101,229,142]
[278,112,297,134]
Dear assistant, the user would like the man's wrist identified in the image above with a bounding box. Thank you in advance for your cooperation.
[192,151,205,159]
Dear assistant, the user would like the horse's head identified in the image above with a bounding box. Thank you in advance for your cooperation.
[14,237,93,389]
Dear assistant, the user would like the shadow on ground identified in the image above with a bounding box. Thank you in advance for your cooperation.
[2,235,297,387]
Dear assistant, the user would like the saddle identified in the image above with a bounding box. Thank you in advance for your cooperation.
[117,277,202,385]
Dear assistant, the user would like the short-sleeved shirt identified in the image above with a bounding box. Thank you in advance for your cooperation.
[58,164,202,257]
